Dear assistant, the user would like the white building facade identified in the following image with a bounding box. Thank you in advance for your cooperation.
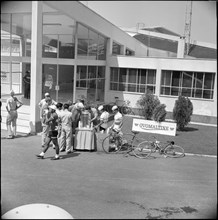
[1,1,217,133]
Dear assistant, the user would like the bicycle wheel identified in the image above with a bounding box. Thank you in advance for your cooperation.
[164,144,185,158]
[121,105,134,115]
[102,134,121,154]
[133,141,153,159]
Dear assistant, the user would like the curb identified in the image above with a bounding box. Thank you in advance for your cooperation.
[185,153,217,158]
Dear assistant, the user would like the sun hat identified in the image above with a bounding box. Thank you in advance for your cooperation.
[49,105,57,110]
[76,102,84,109]
[112,105,118,111]
[98,105,104,111]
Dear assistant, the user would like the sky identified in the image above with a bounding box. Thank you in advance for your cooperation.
[81,1,217,45]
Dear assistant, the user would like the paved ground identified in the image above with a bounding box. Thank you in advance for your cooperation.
[1,130,217,219]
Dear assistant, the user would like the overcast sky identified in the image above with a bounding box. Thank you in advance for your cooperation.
[81,1,217,45]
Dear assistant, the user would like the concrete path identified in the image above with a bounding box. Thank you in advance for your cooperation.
[1,133,217,219]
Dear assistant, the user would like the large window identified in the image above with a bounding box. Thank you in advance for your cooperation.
[110,68,156,93]
[76,65,105,102]
[161,70,215,99]
[42,14,75,59]
[1,13,31,57]
[77,23,107,60]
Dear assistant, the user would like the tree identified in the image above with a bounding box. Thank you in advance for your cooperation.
[152,103,167,122]
[173,95,193,130]
[136,90,160,120]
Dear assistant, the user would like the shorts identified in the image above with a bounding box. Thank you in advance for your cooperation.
[48,130,58,139]
[6,111,18,126]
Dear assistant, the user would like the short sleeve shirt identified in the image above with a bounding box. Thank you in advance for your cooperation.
[113,112,123,131]
[100,111,109,129]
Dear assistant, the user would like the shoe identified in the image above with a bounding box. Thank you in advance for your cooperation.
[7,136,14,139]
[51,157,60,160]
[66,151,72,154]
[60,149,65,152]
[36,154,44,159]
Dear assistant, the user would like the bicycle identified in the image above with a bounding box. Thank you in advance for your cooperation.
[136,136,185,158]
[101,129,150,159]
[104,97,135,115]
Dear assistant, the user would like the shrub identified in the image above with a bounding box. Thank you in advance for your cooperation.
[136,91,160,120]
[152,103,167,122]
[173,95,193,130]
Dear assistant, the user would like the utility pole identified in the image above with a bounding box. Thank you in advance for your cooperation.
[184,1,193,56]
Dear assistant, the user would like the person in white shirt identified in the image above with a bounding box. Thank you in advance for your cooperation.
[59,103,73,154]
[108,105,123,133]
[108,105,124,151]
[95,105,109,133]
[38,93,57,119]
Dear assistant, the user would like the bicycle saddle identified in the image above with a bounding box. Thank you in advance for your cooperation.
[167,141,175,145]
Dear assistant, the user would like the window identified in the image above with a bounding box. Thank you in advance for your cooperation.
[76,65,105,102]
[161,70,215,100]
[112,41,121,55]
[77,23,107,60]
[110,68,156,93]
[126,48,135,56]
[42,13,76,59]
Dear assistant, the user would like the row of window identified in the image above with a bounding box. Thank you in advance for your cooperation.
[110,68,215,100]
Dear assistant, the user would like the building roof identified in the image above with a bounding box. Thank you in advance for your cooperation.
[142,27,181,37]
[134,33,217,59]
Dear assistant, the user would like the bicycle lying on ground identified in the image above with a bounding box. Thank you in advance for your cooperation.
[136,136,185,159]
[102,129,148,159]
[105,97,135,115]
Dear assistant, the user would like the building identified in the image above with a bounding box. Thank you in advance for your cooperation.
[1,1,217,133]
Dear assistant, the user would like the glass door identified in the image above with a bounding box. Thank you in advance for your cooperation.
[58,65,74,103]
[42,64,57,101]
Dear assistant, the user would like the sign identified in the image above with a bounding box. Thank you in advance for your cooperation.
[132,118,177,136]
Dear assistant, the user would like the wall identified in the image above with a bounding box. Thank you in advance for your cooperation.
[107,56,217,118]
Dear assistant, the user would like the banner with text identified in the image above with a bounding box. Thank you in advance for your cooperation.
[132,118,177,136]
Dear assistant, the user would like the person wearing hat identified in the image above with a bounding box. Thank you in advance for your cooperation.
[38,93,57,119]
[71,101,84,135]
[36,104,60,160]
[6,90,23,138]
[95,105,109,133]
[108,105,123,133]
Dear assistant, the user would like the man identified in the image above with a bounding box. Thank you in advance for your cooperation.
[38,93,57,119]
[39,93,57,147]
[55,102,63,148]
[90,104,98,127]
[71,102,84,134]
[6,90,23,139]
[107,105,124,151]
[36,105,60,160]
[95,105,109,133]
[23,70,31,99]
[59,103,73,154]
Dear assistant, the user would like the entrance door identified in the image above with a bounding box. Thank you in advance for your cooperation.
[58,65,74,103]
[42,64,57,101]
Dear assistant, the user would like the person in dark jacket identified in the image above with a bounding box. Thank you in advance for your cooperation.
[23,70,31,99]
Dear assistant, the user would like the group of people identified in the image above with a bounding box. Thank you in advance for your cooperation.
[36,92,124,160]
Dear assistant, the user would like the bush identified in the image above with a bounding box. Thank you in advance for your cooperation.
[136,91,160,120]
[152,103,167,122]
[173,96,193,130]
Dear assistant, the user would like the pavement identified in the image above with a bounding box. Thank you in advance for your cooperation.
[1,129,217,219]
